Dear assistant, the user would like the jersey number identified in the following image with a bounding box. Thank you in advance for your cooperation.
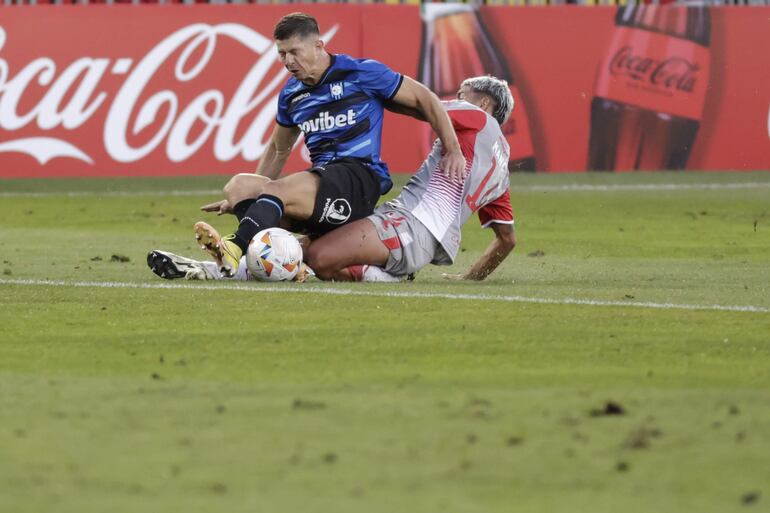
[465,159,497,212]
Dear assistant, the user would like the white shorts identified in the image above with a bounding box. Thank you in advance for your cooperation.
[367,205,440,276]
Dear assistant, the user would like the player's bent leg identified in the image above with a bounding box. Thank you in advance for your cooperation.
[306,218,389,281]
[193,173,320,277]
[222,172,322,261]
[223,173,271,220]
[259,172,320,220]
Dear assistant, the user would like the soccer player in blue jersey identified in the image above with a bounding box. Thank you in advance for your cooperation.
[193,12,466,277]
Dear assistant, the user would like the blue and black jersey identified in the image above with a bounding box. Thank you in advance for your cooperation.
[276,54,403,195]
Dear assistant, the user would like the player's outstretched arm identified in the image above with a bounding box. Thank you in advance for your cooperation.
[383,100,427,121]
[451,223,516,281]
[256,124,301,179]
[390,77,466,182]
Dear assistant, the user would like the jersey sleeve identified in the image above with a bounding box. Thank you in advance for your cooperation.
[478,189,514,228]
[356,59,403,100]
[448,107,488,133]
[447,107,489,162]
[275,90,294,127]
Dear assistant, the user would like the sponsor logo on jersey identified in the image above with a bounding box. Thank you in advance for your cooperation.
[290,92,310,104]
[320,198,352,225]
[299,110,357,134]
[330,82,344,100]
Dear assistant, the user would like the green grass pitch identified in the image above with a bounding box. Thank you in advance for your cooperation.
[1,171,769,512]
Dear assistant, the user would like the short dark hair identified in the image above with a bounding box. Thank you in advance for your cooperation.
[274,13,320,40]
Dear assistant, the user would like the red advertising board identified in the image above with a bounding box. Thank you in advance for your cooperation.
[0,5,767,178]
[480,5,770,172]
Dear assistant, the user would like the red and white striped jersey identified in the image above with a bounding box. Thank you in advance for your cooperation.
[386,100,513,263]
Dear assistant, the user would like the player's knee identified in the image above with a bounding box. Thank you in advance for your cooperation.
[305,243,335,281]
[223,174,250,204]
[305,244,326,276]
[506,231,517,251]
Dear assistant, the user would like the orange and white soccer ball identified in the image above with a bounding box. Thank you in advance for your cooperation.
[246,228,303,282]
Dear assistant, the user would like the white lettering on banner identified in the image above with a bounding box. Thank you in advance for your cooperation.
[38,59,109,130]
[0,57,56,130]
[0,137,93,165]
[0,23,339,166]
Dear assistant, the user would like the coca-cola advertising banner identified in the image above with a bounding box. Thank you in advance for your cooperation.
[0,4,768,178]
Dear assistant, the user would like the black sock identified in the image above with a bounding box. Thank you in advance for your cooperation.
[233,199,256,221]
[232,194,284,253]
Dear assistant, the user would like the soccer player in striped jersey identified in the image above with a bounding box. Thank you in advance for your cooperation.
[193,12,465,278]
[306,75,516,282]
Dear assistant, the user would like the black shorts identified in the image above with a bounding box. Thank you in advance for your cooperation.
[292,158,382,238]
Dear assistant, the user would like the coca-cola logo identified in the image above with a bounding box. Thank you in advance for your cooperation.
[609,46,699,94]
[0,23,338,165]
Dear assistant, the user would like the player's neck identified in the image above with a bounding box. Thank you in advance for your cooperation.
[302,52,332,87]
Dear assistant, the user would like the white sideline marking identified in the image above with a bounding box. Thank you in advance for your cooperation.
[1,278,767,314]
[2,182,770,198]
[524,182,770,192]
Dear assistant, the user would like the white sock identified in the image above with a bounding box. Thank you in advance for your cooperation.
[232,257,252,281]
[200,261,223,279]
[362,265,402,283]
[200,256,251,281]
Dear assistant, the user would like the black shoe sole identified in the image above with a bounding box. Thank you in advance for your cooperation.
[147,251,186,280]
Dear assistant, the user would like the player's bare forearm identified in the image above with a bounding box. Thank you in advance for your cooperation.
[463,224,516,280]
[384,100,428,122]
[390,78,464,181]
[255,145,291,179]
[397,78,460,152]
[423,98,460,154]
[414,87,464,180]
[256,124,301,179]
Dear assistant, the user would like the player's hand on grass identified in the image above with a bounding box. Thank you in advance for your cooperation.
[442,272,486,281]
[440,148,467,183]
[200,199,231,215]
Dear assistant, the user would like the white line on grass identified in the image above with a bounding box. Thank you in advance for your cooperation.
[524,182,770,192]
[1,278,767,314]
[2,182,770,198]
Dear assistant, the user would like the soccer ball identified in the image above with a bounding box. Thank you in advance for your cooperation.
[246,228,303,282]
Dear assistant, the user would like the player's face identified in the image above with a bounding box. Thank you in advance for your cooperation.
[276,35,323,82]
